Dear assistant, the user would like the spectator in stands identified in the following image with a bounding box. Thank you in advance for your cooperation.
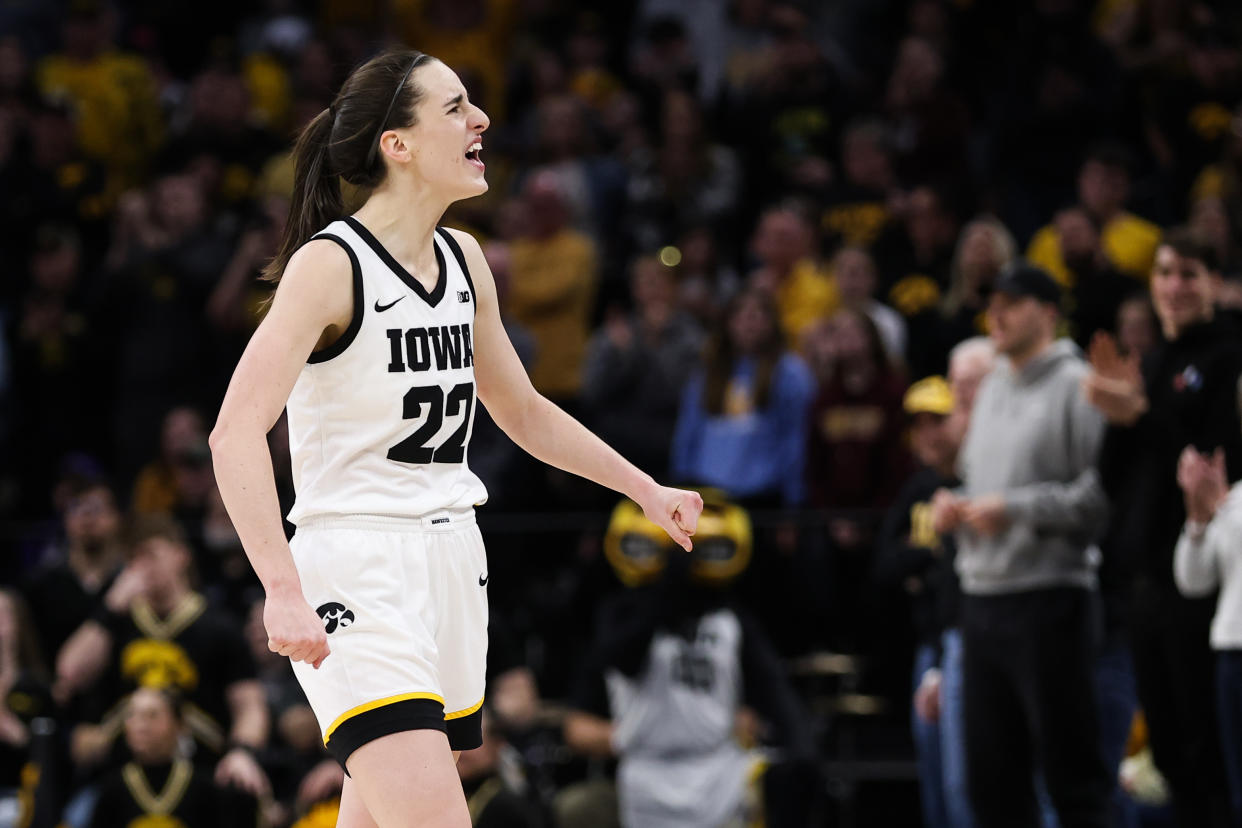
[22,478,123,659]
[876,374,960,828]
[1086,231,1242,827]
[1146,26,1242,199]
[1115,292,1158,360]
[625,87,740,253]
[505,170,599,408]
[582,255,703,480]
[934,336,997,828]
[828,244,907,367]
[805,309,910,549]
[164,63,282,210]
[87,687,259,828]
[1053,206,1134,349]
[242,596,338,826]
[527,93,627,257]
[672,224,740,326]
[671,288,814,507]
[1174,442,1242,826]
[97,167,234,485]
[10,223,106,512]
[883,36,970,183]
[747,204,837,348]
[932,263,1111,827]
[884,184,961,378]
[1027,144,1162,285]
[55,515,269,798]
[131,406,211,516]
[1187,194,1242,280]
[130,405,216,550]
[35,0,163,191]
[940,216,1017,351]
[456,709,543,828]
[0,589,54,826]
[821,118,896,252]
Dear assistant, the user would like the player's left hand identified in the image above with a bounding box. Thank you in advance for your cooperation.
[640,485,704,552]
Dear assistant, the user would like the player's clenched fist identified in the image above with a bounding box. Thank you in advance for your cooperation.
[640,484,704,552]
[264,588,330,669]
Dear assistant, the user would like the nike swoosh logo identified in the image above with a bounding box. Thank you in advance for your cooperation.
[375,296,405,312]
[478,573,489,587]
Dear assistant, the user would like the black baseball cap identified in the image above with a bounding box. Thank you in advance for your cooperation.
[993,261,1062,307]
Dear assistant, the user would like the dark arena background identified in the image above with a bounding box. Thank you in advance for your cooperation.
[3,0,1242,826]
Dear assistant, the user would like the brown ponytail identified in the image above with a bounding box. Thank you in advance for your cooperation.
[262,50,435,284]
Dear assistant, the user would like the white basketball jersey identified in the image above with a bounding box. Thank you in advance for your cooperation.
[285,217,488,526]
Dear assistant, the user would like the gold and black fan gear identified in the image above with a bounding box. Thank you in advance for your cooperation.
[604,490,752,587]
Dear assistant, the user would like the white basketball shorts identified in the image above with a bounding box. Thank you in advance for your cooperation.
[288,511,488,766]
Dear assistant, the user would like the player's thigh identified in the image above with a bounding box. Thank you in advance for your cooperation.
[337,777,379,828]
[345,729,470,828]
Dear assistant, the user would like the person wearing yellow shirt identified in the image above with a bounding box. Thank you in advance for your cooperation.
[1027,145,1161,286]
[36,4,162,192]
[505,172,598,403]
[747,205,839,346]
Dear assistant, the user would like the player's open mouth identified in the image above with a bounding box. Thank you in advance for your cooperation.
[466,141,484,171]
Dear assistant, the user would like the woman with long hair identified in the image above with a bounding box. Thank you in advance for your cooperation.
[671,288,814,508]
[209,51,702,827]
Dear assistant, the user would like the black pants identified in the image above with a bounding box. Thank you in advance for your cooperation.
[963,588,1110,828]
[1128,584,1231,828]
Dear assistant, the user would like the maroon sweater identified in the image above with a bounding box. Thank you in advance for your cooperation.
[806,371,911,510]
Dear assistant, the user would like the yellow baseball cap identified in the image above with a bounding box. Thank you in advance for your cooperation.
[903,375,954,416]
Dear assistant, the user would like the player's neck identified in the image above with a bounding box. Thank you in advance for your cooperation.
[353,183,450,273]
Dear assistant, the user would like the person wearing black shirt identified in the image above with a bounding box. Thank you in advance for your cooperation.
[1086,231,1242,828]
[21,480,124,661]
[54,515,270,797]
[876,375,962,828]
[455,710,543,828]
[0,589,56,827]
[88,686,258,828]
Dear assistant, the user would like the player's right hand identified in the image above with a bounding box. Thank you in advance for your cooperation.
[264,590,330,669]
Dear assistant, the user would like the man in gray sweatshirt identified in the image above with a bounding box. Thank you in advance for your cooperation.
[932,262,1111,828]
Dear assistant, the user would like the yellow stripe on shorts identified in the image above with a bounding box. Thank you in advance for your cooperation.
[323,691,446,743]
[445,696,484,720]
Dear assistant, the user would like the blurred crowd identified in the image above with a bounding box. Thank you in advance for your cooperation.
[4,0,1242,825]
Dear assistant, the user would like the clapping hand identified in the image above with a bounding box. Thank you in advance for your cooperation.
[1177,446,1228,524]
[1082,332,1147,425]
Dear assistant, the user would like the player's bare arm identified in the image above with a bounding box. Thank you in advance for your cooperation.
[209,239,354,668]
[449,228,703,548]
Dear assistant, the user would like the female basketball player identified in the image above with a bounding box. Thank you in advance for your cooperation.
[209,51,703,828]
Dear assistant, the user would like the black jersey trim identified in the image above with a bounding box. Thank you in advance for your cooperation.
[344,216,447,308]
[325,697,447,768]
[435,227,476,311]
[306,233,364,364]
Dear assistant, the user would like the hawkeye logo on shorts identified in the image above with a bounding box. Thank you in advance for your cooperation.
[316,602,355,634]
